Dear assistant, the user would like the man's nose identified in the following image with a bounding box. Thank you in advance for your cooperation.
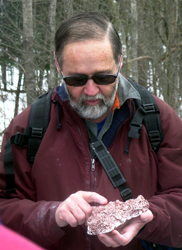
[83,79,99,96]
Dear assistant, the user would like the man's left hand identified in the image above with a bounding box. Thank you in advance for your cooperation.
[97,209,153,248]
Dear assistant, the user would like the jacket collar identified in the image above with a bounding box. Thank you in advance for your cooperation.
[56,84,68,101]
[117,73,141,107]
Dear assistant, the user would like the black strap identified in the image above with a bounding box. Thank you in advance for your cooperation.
[128,79,163,153]
[3,137,16,194]
[27,88,54,165]
[88,129,132,201]
[3,88,54,193]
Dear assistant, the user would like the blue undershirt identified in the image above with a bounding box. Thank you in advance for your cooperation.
[96,118,106,136]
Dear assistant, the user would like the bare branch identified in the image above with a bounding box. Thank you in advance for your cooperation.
[3,49,25,73]
[127,56,152,63]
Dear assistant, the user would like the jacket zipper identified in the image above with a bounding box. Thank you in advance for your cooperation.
[91,158,95,171]
[91,158,96,250]
[90,158,96,194]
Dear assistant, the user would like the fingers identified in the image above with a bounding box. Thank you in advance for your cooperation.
[67,191,107,224]
[98,230,125,248]
[80,191,108,205]
[98,210,154,248]
[98,229,134,247]
[55,191,107,228]
[59,200,87,227]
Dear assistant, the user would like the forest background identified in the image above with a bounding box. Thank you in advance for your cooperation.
[0,0,182,147]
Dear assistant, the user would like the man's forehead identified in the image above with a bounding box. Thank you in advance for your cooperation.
[62,39,115,68]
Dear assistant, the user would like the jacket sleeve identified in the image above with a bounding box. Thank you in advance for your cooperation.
[137,96,182,248]
[0,106,65,248]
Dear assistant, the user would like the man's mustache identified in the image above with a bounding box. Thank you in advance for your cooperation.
[81,94,105,102]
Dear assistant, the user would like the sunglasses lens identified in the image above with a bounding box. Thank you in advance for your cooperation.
[94,75,116,85]
[64,77,87,86]
[64,74,117,86]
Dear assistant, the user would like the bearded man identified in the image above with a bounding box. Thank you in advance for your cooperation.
[0,11,182,250]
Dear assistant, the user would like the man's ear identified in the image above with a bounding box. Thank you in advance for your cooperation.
[54,51,61,75]
[119,49,124,70]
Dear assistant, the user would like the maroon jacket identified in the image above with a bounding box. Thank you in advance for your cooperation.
[0,85,182,250]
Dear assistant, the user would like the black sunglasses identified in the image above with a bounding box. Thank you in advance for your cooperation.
[58,62,121,87]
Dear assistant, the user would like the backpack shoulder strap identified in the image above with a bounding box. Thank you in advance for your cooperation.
[127,79,164,153]
[88,128,132,201]
[27,88,54,165]
[3,88,54,194]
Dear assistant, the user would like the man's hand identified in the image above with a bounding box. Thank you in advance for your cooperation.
[98,210,153,248]
[55,191,108,228]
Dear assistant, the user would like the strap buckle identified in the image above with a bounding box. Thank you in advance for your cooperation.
[120,188,132,201]
[148,131,161,152]
[128,122,142,139]
[13,132,28,147]
[91,140,105,152]
[31,128,44,138]
[148,131,161,143]
[142,103,155,113]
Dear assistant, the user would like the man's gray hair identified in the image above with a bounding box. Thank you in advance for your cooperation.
[55,11,122,67]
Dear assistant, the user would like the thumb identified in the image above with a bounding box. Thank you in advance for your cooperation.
[140,210,153,223]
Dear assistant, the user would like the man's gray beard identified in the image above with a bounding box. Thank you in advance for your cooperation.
[65,80,118,120]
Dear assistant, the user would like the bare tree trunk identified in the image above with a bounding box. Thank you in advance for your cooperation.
[22,0,36,105]
[63,0,73,19]
[48,0,57,89]
[1,63,6,90]
[14,68,23,117]
[1,49,7,90]
[137,2,147,88]
[130,0,138,82]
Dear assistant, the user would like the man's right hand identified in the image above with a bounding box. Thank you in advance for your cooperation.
[55,191,108,228]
